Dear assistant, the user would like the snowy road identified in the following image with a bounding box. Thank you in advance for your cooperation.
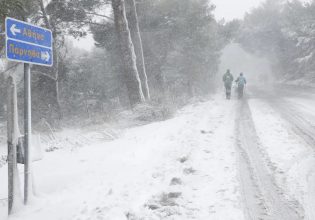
[250,86,315,148]
[236,100,302,220]
[247,85,315,220]
[1,85,315,219]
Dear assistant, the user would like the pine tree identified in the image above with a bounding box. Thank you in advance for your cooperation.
[112,0,145,106]
[125,0,150,100]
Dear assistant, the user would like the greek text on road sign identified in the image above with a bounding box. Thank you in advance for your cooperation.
[5,17,53,66]
[6,17,52,47]
[6,39,53,66]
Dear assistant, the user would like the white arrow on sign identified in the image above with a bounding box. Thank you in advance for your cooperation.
[41,51,50,62]
[10,24,21,36]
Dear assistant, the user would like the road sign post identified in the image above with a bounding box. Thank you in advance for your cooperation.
[5,17,53,208]
[24,63,31,204]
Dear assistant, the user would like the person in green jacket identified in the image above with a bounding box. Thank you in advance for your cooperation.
[223,69,234,99]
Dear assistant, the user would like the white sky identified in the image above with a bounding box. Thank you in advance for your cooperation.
[211,0,265,21]
[72,35,94,51]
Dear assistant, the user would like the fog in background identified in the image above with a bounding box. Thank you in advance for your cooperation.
[212,0,264,21]
[218,43,273,86]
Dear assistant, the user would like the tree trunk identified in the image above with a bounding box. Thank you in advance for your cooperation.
[125,0,150,100]
[7,76,22,214]
[112,0,145,106]
[155,68,166,99]
[38,0,62,120]
[52,46,62,121]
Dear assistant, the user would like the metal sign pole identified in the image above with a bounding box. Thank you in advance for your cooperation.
[24,63,31,204]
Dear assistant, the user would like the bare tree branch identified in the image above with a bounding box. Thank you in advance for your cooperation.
[0,63,20,75]
[72,20,108,27]
[85,12,114,21]
[31,70,57,81]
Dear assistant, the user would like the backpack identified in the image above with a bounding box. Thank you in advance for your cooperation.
[237,76,246,87]
[224,74,233,84]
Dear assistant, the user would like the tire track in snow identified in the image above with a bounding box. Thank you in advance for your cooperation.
[272,101,315,220]
[268,99,315,151]
[236,140,268,220]
[249,86,315,148]
[236,100,302,220]
[257,96,315,220]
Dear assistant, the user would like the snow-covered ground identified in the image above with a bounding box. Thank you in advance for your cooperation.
[1,86,315,220]
[0,96,244,220]
[247,86,315,219]
[249,99,315,218]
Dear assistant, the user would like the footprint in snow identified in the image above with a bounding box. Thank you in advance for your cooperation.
[201,130,214,134]
[204,150,211,154]
[178,156,189,163]
[170,177,183,185]
[183,167,197,175]
[167,192,182,199]
[107,189,113,195]
[216,189,228,197]
[146,192,182,211]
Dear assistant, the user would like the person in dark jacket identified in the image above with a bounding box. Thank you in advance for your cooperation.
[235,73,247,99]
[222,69,234,99]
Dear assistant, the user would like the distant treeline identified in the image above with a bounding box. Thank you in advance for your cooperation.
[0,0,234,128]
[236,0,315,83]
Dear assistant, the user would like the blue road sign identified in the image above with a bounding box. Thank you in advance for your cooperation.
[5,17,53,66]
[6,17,52,48]
[6,39,53,66]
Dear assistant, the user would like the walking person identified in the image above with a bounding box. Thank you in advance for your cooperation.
[235,73,247,99]
[222,69,234,100]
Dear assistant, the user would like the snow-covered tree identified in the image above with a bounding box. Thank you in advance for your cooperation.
[112,0,145,106]
[126,0,150,101]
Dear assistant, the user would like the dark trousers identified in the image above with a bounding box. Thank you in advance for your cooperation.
[237,86,244,99]
[225,84,232,99]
